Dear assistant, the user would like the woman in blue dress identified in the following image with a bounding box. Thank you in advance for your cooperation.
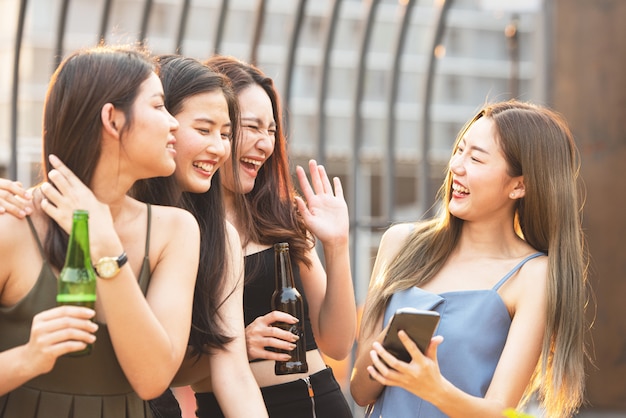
[351,100,588,418]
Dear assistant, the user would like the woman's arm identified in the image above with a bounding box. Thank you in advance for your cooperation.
[294,160,356,360]
[350,223,413,405]
[205,223,267,417]
[173,223,268,417]
[41,155,200,400]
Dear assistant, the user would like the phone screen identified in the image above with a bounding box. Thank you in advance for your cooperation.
[381,308,440,362]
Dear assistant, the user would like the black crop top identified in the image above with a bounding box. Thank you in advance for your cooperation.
[243,247,318,352]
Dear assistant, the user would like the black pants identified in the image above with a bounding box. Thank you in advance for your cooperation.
[195,367,353,418]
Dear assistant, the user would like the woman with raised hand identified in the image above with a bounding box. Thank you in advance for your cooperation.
[350,100,588,418]
[188,55,357,418]
[0,45,200,418]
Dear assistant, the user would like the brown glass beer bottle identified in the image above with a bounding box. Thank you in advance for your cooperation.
[271,242,308,375]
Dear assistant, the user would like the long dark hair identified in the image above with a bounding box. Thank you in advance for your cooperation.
[361,100,588,418]
[204,55,312,269]
[43,44,154,270]
[132,55,241,353]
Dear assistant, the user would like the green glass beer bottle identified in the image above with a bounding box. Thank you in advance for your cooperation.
[271,242,308,375]
[57,209,97,356]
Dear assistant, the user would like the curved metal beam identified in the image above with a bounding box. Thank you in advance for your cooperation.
[53,0,70,69]
[9,0,28,180]
[249,0,267,65]
[98,0,112,44]
[384,0,417,222]
[139,0,153,44]
[315,0,342,166]
[349,0,381,295]
[281,0,308,135]
[175,0,191,53]
[212,0,229,55]
[419,0,453,217]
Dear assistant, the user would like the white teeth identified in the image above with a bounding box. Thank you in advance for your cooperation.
[193,162,214,173]
[240,157,262,166]
[166,144,174,149]
[452,183,469,194]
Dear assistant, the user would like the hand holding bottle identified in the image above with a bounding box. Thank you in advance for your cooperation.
[245,310,300,361]
[26,305,97,373]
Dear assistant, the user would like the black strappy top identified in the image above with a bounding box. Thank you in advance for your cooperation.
[243,247,318,352]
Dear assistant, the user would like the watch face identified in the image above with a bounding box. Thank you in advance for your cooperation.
[97,258,119,278]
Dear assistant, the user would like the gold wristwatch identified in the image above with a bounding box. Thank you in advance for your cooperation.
[94,252,128,279]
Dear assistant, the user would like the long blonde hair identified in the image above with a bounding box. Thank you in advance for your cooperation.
[360,100,588,417]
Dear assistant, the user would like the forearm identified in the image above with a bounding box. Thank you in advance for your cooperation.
[98,271,190,399]
[0,345,39,395]
[209,343,268,418]
[316,241,357,359]
[350,332,385,406]
[423,380,511,418]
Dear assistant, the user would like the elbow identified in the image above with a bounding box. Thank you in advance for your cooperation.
[135,384,170,401]
[321,343,352,361]
[131,373,175,400]
[350,386,374,407]
[318,334,356,361]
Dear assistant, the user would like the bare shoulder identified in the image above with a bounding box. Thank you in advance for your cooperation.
[518,252,549,289]
[0,213,33,258]
[0,213,41,304]
[506,252,549,314]
[150,204,200,236]
[377,222,420,261]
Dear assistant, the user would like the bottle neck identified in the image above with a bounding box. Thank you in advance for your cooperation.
[275,247,296,289]
[64,215,92,268]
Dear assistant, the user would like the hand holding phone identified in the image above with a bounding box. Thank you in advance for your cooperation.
[382,307,440,362]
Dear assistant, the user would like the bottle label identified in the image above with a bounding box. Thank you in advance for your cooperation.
[56,294,97,303]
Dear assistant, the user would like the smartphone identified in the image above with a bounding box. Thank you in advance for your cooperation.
[381,307,440,362]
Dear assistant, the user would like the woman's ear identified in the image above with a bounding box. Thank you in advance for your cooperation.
[101,103,124,139]
[510,178,526,199]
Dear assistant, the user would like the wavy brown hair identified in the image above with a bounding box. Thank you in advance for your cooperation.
[360,100,588,418]
[204,55,312,269]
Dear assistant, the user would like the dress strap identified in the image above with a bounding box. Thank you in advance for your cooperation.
[492,252,545,291]
[144,203,151,256]
[26,215,46,259]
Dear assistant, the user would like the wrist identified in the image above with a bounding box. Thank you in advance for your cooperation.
[93,251,128,279]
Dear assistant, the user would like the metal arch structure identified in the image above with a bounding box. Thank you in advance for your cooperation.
[7,0,453,267]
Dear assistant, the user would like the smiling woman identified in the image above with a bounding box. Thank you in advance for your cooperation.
[0,44,200,418]
[350,100,588,418]
[131,55,268,418]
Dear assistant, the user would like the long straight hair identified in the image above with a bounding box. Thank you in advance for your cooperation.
[204,55,312,269]
[43,44,154,270]
[360,100,588,418]
[132,55,241,353]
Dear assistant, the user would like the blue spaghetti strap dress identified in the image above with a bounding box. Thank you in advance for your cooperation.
[366,252,545,418]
